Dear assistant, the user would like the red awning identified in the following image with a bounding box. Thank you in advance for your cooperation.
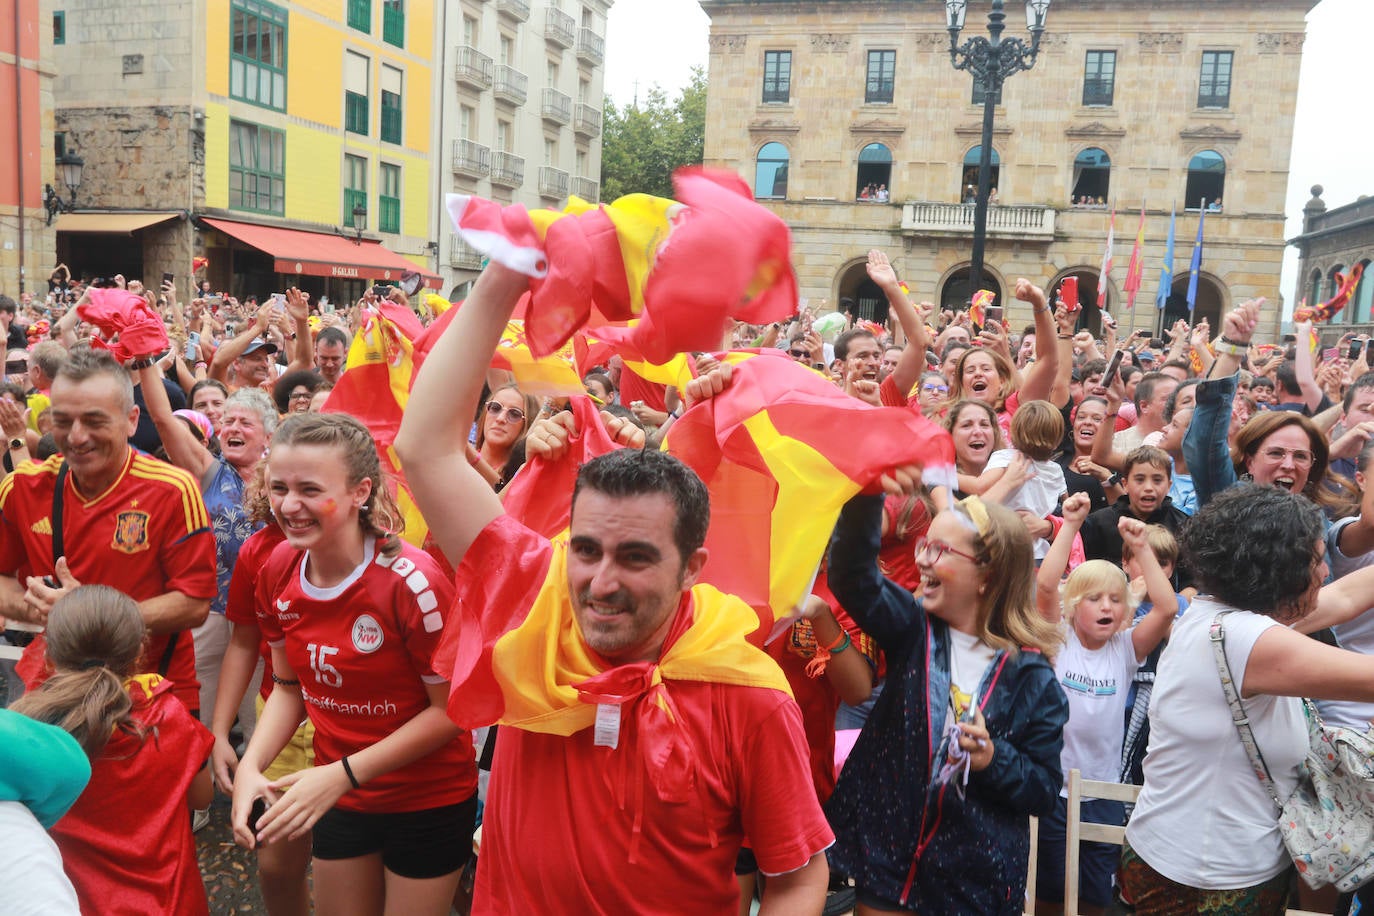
[201,217,441,288]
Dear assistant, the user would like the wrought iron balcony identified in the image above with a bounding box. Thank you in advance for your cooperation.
[450,235,485,270]
[495,0,529,22]
[571,175,600,203]
[451,138,491,178]
[538,166,570,199]
[541,88,572,125]
[454,45,493,90]
[491,150,525,188]
[576,28,604,66]
[544,8,576,48]
[573,103,601,137]
[494,64,528,106]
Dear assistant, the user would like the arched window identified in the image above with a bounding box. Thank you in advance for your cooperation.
[754,142,789,200]
[1184,150,1225,211]
[1354,259,1374,323]
[1071,148,1110,206]
[856,143,892,200]
[960,145,1000,203]
[1329,264,1346,302]
[1308,269,1323,309]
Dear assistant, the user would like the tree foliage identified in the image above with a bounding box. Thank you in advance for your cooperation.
[600,68,706,202]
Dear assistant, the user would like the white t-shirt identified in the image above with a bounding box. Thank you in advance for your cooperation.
[948,628,997,717]
[1112,424,1145,455]
[0,801,80,914]
[986,449,1066,558]
[1323,516,1374,729]
[1056,627,1139,793]
[1126,596,1304,889]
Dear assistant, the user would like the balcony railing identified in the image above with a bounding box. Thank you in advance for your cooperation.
[571,175,600,203]
[544,8,576,47]
[454,45,493,90]
[450,235,485,270]
[573,103,601,137]
[494,65,528,106]
[901,202,1056,238]
[491,150,525,188]
[538,166,570,199]
[451,138,491,178]
[495,0,529,22]
[541,88,572,125]
[576,28,604,65]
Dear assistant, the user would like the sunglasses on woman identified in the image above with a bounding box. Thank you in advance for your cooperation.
[486,401,526,423]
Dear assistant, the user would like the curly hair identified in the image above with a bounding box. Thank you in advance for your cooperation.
[1181,483,1325,620]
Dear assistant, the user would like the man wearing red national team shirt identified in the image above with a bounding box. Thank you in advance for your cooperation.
[398,262,834,915]
[0,350,216,711]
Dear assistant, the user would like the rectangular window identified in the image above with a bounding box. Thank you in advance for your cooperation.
[496,119,512,152]
[229,120,285,215]
[544,137,556,166]
[378,163,400,233]
[380,65,402,144]
[462,15,477,45]
[865,50,895,104]
[382,0,404,48]
[499,34,514,65]
[971,74,1002,106]
[578,78,589,104]
[344,154,367,227]
[576,148,587,175]
[1198,50,1233,109]
[460,104,476,139]
[762,50,791,104]
[53,11,65,44]
[1082,50,1116,106]
[345,51,369,135]
[229,0,287,111]
[347,0,370,32]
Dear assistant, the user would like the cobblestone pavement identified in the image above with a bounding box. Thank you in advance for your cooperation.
[196,795,272,915]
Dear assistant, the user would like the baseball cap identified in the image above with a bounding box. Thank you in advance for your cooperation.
[242,339,279,357]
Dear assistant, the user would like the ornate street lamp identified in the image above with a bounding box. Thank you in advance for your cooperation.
[350,202,367,244]
[44,151,85,224]
[945,0,1050,301]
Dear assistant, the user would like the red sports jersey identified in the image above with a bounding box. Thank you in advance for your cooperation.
[0,452,217,710]
[225,524,288,702]
[52,675,213,916]
[255,538,477,812]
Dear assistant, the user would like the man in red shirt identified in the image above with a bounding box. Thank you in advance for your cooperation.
[0,349,216,712]
[397,263,833,914]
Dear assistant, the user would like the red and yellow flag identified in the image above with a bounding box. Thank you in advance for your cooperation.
[321,301,429,548]
[969,289,995,328]
[1123,204,1146,310]
[444,167,796,362]
[1295,263,1365,324]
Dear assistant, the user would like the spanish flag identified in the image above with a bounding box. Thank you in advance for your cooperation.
[969,289,995,328]
[445,167,796,362]
[321,301,429,548]
[490,320,587,397]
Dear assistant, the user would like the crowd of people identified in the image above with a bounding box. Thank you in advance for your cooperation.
[1,242,1374,916]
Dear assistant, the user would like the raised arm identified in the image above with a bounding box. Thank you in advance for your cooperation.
[134,362,214,479]
[1120,517,1177,661]
[1012,279,1059,404]
[395,265,529,565]
[866,249,928,397]
[1293,320,1324,414]
[209,307,273,383]
[1036,492,1089,621]
[283,288,314,373]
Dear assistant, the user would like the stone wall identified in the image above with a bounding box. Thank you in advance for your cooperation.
[55,106,204,213]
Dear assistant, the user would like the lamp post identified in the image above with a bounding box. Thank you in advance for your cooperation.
[350,203,367,244]
[57,151,84,207]
[945,0,1050,302]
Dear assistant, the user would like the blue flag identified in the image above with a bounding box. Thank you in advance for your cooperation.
[1156,206,1176,310]
[1186,200,1205,315]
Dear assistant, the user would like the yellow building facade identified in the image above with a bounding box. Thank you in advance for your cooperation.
[52,0,440,300]
[700,0,1316,339]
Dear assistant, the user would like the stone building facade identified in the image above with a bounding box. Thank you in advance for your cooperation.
[699,0,1316,340]
[1291,185,1374,344]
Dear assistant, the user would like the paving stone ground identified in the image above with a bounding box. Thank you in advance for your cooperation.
[196,795,273,915]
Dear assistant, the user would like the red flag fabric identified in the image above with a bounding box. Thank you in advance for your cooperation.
[501,396,621,537]
[1123,205,1146,310]
[445,167,796,362]
[78,288,170,361]
[1295,262,1365,323]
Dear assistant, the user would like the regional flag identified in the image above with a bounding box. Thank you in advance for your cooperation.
[1186,202,1206,315]
[1123,205,1146,310]
[1098,207,1116,310]
[1156,206,1176,310]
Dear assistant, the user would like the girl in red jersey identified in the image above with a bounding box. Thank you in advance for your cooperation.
[11,584,214,916]
[230,412,478,916]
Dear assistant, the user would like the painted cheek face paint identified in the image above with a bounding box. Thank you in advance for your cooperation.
[321,498,339,516]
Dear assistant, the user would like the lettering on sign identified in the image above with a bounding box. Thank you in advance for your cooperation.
[331,265,360,278]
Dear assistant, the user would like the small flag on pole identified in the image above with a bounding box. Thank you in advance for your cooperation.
[1186,200,1206,321]
[1155,206,1176,311]
[1123,204,1146,310]
[1098,207,1116,311]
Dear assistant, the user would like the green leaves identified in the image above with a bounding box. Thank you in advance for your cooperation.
[600,68,706,202]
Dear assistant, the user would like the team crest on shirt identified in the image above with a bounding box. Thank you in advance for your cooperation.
[112,510,151,554]
[351,614,384,654]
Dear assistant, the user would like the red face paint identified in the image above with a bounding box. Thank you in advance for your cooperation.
[321,498,339,516]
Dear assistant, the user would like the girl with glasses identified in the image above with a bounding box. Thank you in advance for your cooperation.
[826,491,1066,915]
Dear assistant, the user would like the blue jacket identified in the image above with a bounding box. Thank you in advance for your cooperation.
[825,494,1067,913]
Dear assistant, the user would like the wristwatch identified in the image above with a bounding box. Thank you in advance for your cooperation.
[8,436,24,450]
